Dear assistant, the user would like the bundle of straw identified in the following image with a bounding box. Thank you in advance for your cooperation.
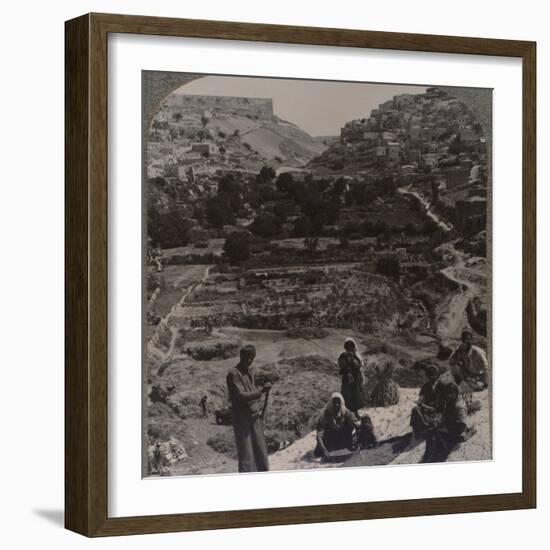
[370,361,400,406]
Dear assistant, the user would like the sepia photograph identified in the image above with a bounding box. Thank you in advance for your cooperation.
[142,72,492,477]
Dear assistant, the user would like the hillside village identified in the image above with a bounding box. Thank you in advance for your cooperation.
[144,85,491,476]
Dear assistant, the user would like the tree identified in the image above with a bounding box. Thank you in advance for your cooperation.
[342,221,363,236]
[257,183,278,202]
[172,112,183,122]
[332,177,347,197]
[306,200,339,233]
[292,216,313,237]
[449,133,466,155]
[421,219,438,235]
[217,174,242,212]
[206,197,235,228]
[363,220,388,237]
[404,222,418,236]
[257,165,276,185]
[275,172,294,194]
[249,213,281,239]
[375,255,401,281]
[273,201,291,220]
[304,237,320,256]
[223,231,250,264]
[148,208,193,249]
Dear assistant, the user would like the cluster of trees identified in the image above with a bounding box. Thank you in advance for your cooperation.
[343,176,397,207]
[147,206,193,249]
[205,174,244,228]
[223,231,250,263]
[147,176,194,248]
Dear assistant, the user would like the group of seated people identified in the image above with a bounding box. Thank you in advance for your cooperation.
[314,330,488,463]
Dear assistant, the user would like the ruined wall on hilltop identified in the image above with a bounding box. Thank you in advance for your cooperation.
[165,94,274,119]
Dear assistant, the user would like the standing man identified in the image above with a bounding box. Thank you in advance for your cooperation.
[226,345,271,472]
[449,329,489,392]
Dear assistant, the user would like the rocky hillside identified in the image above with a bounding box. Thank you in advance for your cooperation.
[149,94,327,172]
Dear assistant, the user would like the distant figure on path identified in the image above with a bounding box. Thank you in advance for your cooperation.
[314,392,360,460]
[226,345,271,472]
[200,395,208,418]
[338,338,366,416]
[449,330,488,392]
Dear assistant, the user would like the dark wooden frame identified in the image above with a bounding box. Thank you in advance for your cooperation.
[65,12,536,537]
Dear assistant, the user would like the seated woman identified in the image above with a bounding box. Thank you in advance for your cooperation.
[449,329,489,393]
[423,382,473,462]
[410,365,443,439]
[314,392,360,460]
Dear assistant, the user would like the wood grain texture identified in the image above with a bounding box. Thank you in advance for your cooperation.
[65,14,90,535]
[64,12,537,537]
[521,42,537,508]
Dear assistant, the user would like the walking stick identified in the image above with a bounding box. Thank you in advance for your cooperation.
[261,387,271,420]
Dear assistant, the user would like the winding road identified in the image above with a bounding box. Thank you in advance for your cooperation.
[397,184,453,232]
[148,264,213,360]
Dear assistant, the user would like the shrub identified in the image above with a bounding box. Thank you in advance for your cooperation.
[292,216,313,237]
[249,213,282,239]
[257,165,276,184]
[303,270,323,285]
[276,172,294,193]
[223,231,250,263]
[284,327,328,339]
[206,197,235,228]
[148,207,193,248]
[375,255,401,280]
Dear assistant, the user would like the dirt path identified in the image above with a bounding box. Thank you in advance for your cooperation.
[148,264,213,360]
[437,256,486,340]
[397,184,453,232]
[169,417,237,476]
[164,265,213,358]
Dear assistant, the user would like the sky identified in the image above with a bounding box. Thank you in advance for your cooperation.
[173,75,426,137]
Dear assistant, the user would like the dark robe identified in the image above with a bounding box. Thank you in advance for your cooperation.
[314,405,356,457]
[338,351,366,413]
[410,379,443,435]
[423,382,468,463]
[226,366,269,472]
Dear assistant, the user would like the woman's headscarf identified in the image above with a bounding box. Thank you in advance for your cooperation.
[325,392,347,418]
[344,337,364,367]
